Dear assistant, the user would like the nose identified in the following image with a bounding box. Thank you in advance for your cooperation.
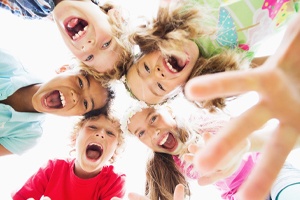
[81,39,95,52]
[95,129,105,139]
[155,65,165,78]
[70,90,79,104]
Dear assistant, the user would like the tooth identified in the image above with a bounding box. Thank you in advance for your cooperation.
[84,26,88,31]
[159,134,169,146]
[165,58,178,73]
[59,91,66,107]
[78,30,84,36]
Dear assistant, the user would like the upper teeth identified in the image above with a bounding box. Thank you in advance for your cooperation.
[59,91,66,107]
[72,26,88,40]
[159,134,169,146]
[165,58,178,73]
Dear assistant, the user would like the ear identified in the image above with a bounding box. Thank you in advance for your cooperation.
[55,64,73,74]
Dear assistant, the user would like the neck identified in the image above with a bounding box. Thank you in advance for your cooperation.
[0,84,40,112]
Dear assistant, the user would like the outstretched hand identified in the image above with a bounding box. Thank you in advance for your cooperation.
[184,132,250,185]
[184,13,300,200]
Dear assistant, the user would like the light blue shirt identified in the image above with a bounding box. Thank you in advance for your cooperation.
[0,49,45,155]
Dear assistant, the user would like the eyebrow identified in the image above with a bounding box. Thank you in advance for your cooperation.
[84,74,95,110]
[136,64,162,97]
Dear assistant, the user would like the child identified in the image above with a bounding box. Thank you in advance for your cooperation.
[124,0,299,108]
[120,95,300,200]
[12,111,126,200]
[0,0,134,80]
[0,48,114,156]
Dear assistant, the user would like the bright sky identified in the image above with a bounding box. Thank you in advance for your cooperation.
[0,1,300,200]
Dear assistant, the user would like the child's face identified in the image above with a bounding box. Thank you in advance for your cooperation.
[126,40,199,104]
[53,0,122,73]
[32,70,108,116]
[75,115,120,177]
[128,107,184,155]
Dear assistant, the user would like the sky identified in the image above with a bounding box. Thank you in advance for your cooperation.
[0,1,300,200]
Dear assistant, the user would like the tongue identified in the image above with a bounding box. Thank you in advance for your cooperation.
[67,18,79,28]
[163,133,176,149]
[46,90,62,108]
[86,150,101,160]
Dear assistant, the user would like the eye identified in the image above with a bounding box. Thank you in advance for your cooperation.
[88,125,97,130]
[137,130,145,138]
[106,130,115,136]
[85,55,94,62]
[78,78,83,88]
[102,40,111,49]
[144,63,150,73]
[83,100,88,109]
[157,83,165,91]
[150,115,157,124]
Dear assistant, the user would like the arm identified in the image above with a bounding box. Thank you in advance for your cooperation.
[0,144,13,156]
[184,12,300,200]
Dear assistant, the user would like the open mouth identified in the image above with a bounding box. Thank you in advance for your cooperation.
[86,143,103,161]
[43,90,66,109]
[65,17,88,40]
[158,132,177,150]
[164,55,189,73]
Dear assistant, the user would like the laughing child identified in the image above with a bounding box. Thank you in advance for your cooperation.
[0,48,114,156]
[12,110,126,200]
[0,0,134,81]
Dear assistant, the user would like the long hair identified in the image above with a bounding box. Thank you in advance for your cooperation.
[143,96,229,199]
[128,0,249,111]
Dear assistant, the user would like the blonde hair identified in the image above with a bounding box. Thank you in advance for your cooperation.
[128,0,249,111]
[78,1,134,84]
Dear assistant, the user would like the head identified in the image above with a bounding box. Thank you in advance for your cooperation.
[53,0,133,79]
[122,98,197,156]
[69,113,123,178]
[125,0,247,109]
[124,0,214,105]
[126,41,199,104]
[32,68,114,116]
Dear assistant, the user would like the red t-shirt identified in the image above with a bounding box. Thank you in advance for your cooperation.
[12,158,126,200]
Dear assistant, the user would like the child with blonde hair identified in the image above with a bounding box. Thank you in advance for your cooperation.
[12,110,126,200]
[1,0,134,81]
[124,0,298,109]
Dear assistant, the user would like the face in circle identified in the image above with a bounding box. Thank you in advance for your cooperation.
[74,115,120,178]
[32,70,108,116]
[126,40,199,104]
[53,0,122,73]
[128,107,184,155]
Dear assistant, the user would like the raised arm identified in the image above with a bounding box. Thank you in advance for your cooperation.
[184,12,300,200]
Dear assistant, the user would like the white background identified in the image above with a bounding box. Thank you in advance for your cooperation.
[0,1,300,199]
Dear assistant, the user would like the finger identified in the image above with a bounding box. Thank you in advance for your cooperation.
[187,143,201,154]
[193,102,270,174]
[183,153,194,164]
[174,184,185,200]
[237,124,299,200]
[203,132,214,143]
[184,69,260,101]
[128,193,149,200]
[197,171,224,186]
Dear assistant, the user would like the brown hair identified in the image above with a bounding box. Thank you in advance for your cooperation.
[128,0,249,111]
